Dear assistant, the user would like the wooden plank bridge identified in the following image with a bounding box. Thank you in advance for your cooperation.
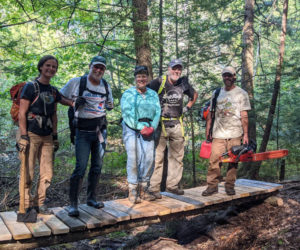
[0,179,282,249]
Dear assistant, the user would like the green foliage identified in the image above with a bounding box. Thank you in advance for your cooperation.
[0,0,300,182]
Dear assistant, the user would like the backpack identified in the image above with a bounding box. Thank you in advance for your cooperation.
[68,76,109,144]
[10,81,39,124]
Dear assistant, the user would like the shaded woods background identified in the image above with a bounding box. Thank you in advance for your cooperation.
[1,0,300,211]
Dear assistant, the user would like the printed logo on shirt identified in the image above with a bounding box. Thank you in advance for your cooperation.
[40,92,55,104]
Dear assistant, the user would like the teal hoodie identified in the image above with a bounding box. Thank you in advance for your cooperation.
[121,86,161,130]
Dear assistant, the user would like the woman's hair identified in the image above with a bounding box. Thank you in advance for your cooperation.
[37,55,59,73]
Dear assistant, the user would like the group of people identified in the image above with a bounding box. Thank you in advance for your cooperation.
[17,54,250,216]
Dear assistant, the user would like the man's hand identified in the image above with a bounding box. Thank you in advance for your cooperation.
[17,135,29,152]
[183,106,190,114]
[140,126,154,137]
[243,134,249,145]
[75,96,86,110]
[106,100,114,111]
[53,134,59,152]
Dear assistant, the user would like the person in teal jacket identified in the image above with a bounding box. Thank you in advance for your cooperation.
[121,65,161,204]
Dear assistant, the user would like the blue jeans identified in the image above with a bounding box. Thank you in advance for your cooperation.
[122,122,155,185]
[71,129,107,179]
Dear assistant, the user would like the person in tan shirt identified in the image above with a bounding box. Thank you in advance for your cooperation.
[202,66,251,196]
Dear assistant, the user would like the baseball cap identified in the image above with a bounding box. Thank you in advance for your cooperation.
[169,59,183,68]
[90,56,106,68]
[222,66,236,75]
[134,65,149,76]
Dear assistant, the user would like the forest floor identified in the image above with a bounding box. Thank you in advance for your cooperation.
[29,178,300,250]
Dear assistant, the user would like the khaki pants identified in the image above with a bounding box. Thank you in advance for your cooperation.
[207,137,241,189]
[19,132,54,208]
[150,124,184,192]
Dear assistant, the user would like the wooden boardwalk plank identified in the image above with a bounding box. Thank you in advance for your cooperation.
[38,214,69,235]
[0,211,31,240]
[62,206,102,229]
[239,179,282,188]
[25,219,51,237]
[236,179,281,192]
[185,187,233,203]
[161,192,202,208]
[116,199,171,217]
[79,204,118,226]
[101,204,130,222]
[104,200,142,219]
[153,196,196,212]
[183,186,220,205]
[51,207,85,232]
[0,216,12,241]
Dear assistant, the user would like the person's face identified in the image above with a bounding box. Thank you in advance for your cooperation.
[89,64,106,81]
[135,73,148,92]
[39,59,58,79]
[167,65,182,83]
[222,73,236,89]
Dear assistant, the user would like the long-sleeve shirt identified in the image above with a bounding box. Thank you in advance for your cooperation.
[121,86,161,130]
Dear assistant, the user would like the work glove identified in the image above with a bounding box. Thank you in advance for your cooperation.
[53,134,59,152]
[140,126,154,137]
[75,96,86,111]
[106,100,114,111]
[17,135,29,152]
[183,106,191,114]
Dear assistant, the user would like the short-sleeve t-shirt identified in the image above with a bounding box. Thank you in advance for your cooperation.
[60,77,113,119]
[212,86,251,139]
[148,76,195,126]
[20,80,61,136]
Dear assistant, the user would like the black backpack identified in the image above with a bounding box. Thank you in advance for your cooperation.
[68,75,109,144]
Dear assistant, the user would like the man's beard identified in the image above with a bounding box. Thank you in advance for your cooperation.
[90,71,102,82]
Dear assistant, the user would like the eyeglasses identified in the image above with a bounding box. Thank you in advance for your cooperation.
[93,64,106,70]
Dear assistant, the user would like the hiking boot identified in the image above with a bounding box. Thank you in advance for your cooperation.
[38,205,52,215]
[225,187,236,196]
[87,174,104,209]
[128,184,141,204]
[202,186,218,196]
[139,183,156,201]
[68,176,82,217]
[166,188,184,195]
[87,200,104,209]
[151,191,162,199]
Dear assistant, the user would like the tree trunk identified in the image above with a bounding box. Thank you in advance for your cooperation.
[175,0,179,58]
[159,0,163,76]
[132,0,153,79]
[251,0,289,179]
[240,0,257,177]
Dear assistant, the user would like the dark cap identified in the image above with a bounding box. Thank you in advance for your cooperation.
[90,56,106,68]
[134,65,149,76]
[168,59,183,68]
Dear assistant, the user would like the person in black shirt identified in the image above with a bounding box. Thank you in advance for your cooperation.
[18,55,61,214]
[147,59,198,197]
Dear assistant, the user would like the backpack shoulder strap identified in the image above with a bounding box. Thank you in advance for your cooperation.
[102,78,109,98]
[208,87,221,140]
[211,87,221,113]
[79,75,87,96]
[31,81,40,105]
[158,75,167,95]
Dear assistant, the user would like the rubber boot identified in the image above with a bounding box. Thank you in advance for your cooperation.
[128,184,141,204]
[68,176,82,217]
[87,173,104,209]
[139,182,156,201]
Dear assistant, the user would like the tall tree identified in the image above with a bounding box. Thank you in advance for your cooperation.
[251,0,289,179]
[132,0,153,79]
[240,0,256,177]
[159,0,164,76]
